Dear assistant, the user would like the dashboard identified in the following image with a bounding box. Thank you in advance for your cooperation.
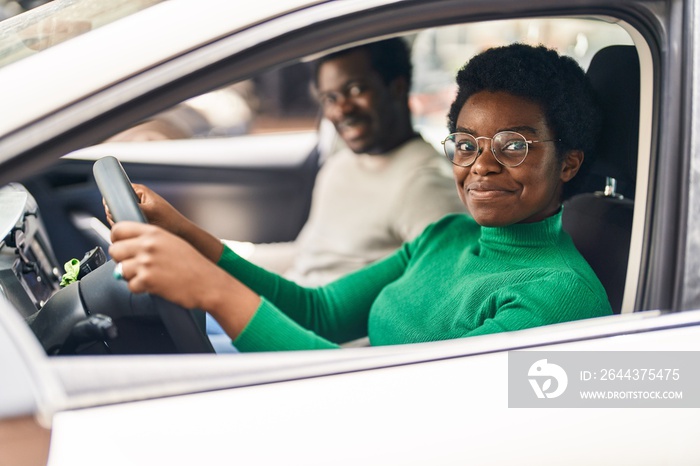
[0,183,61,320]
[0,182,211,355]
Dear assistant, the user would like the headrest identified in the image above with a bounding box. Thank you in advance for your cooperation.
[581,45,640,200]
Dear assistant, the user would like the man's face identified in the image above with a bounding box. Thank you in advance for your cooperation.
[316,49,403,154]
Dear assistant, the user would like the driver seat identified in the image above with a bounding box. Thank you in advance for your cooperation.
[562,45,640,314]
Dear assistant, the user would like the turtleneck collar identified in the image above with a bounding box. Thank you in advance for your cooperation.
[479,208,564,248]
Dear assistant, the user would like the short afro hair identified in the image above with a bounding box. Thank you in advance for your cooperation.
[314,37,412,89]
[447,43,601,165]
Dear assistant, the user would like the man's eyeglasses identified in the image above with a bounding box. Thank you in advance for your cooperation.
[441,131,560,168]
[317,82,368,108]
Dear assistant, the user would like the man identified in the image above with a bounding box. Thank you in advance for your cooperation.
[228,37,464,286]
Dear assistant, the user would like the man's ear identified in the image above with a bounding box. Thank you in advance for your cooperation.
[561,150,584,182]
[389,76,409,99]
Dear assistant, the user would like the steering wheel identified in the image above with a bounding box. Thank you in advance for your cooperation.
[92,156,214,353]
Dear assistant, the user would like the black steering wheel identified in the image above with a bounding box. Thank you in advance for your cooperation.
[92,156,214,353]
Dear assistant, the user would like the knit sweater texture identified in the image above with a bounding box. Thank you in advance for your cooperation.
[218,210,612,352]
[237,136,464,286]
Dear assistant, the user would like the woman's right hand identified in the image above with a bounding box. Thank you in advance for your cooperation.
[104,183,225,264]
[109,221,260,338]
[104,183,191,238]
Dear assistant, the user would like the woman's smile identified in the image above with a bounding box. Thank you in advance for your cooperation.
[465,181,516,200]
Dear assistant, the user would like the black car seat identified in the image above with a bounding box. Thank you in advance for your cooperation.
[562,45,640,314]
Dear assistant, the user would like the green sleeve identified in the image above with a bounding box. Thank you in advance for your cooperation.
[217,244,408,351]
[463,272,612,338]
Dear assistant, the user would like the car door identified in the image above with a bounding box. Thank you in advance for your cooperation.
[3,1,700,465]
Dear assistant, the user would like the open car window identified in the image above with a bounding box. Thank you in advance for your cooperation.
[106,17,634,146]
[1,14,647,361]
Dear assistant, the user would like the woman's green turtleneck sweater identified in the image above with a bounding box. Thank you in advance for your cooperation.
[217,210,612,351]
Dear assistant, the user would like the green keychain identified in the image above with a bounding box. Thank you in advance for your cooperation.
[59,258,81,287]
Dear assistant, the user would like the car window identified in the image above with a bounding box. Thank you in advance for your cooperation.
[5,14,646,359]
[0,0,163,68]
[107,62,320,142]
[107,17,632,147]
[410,18,634,150]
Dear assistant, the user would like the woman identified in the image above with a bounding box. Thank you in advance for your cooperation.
[108,43,612,352]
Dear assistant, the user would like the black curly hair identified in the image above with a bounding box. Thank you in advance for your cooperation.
[447,44,601,195]
[313,37,413,89]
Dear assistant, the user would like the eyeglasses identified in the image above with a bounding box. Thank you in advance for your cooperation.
[317,82,368,108]
[441,131,560,168]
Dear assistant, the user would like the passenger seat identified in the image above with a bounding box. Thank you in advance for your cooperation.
[562,45,640,314]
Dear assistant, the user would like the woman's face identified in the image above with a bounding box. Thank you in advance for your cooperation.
[453,91,582,227]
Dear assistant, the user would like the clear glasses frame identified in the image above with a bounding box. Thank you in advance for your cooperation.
[316,81,368,108]
[441,131,560,168]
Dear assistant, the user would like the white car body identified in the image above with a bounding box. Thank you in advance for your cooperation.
[1,0,700,464]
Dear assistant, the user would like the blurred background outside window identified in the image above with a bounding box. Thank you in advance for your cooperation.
[1,3,632,147]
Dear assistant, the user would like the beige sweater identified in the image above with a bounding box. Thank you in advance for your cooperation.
[229,136,465,286]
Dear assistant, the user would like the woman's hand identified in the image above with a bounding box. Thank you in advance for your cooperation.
[109,222,215,309]
[109,222,260,338]
[104,183,224,263]
[104,183,189,235]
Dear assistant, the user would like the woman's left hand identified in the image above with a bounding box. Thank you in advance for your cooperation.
[109,221,223,310]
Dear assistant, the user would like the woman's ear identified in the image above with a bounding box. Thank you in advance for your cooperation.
[560,150,584,182]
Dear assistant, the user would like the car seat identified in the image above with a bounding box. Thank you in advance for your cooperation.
[562,45,640,314]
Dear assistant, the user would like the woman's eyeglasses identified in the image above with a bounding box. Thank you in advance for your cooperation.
[441,131,559,167]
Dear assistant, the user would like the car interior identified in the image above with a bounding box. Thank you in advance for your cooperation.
[0,16,648,356]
